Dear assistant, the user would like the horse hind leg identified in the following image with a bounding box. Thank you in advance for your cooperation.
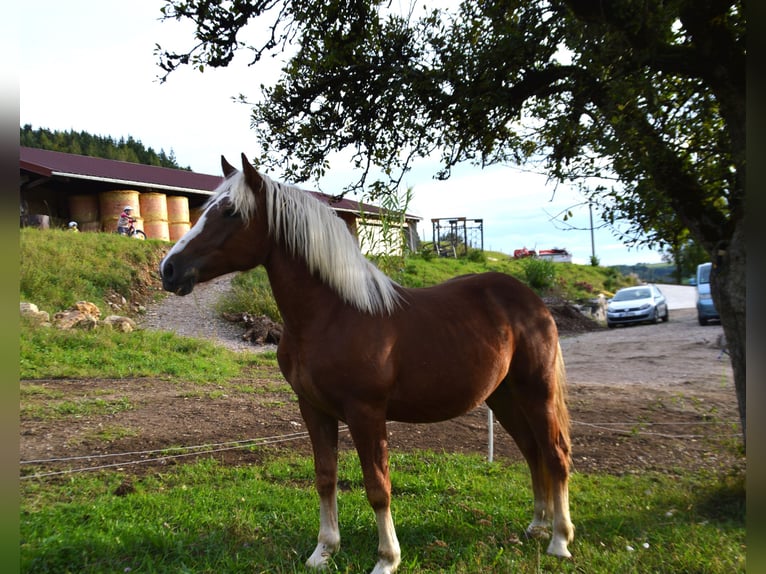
[539,425,574,559]
[486,385,553,535]
[521,373,574,557]
[487,371,574,557]
[539,344,575,558]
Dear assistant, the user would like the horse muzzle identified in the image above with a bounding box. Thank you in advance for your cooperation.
[160,258,199,296]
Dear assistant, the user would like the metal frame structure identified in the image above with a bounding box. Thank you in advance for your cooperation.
[431,217,484,257]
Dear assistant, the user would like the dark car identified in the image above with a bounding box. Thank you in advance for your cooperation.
[606,284,669,328]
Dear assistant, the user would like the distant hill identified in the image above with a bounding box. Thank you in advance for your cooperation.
[609,263,676,284]
[20,124,191,170]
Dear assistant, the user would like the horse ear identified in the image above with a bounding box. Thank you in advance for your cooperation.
[221,155,237,177]
[241,153,264,191]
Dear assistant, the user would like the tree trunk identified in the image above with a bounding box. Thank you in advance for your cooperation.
[710,219,746,447]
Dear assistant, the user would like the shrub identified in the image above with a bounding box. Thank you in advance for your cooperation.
[522,257,557,292]
[465,248,487,263]
[217,268,281,322]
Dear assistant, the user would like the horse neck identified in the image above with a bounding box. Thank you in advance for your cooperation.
[263,244,342,331]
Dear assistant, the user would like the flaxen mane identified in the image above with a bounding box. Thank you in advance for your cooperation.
[208,171,402,315]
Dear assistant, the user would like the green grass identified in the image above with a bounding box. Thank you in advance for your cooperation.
[216,267,282,322]
[20,228,168,314]
[397,250,634,298]
[20,320,273,383]
[20,453,744,573]
[21,396,134,421]
[78,425,139,443]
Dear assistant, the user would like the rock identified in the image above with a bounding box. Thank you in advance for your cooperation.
[72,301,101,318]
[25,300,138,333]
[20,302,50,325]
[103,315,137,333]
[575,294,607,323]
[53,309,98,330]
[105,291,128,311]
[20,302,39,315]
[52,301,101,330]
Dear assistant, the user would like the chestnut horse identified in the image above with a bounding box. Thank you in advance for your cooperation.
[160,154,574,573]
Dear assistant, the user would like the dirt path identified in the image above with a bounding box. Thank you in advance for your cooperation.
[21,283,743,478]
[139,272,272,353]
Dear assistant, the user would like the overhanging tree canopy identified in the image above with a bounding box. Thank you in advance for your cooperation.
[156,0,746,440]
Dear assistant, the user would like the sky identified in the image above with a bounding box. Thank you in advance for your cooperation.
[15,0,664,266]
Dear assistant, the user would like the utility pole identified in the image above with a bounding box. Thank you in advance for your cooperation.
[589,202,596,262]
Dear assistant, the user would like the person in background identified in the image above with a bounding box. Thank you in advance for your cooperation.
[117,206,134,235]
[68,221,79,232]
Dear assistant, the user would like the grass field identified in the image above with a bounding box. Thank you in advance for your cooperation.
[18,229,745,572]
[20,453,744,573]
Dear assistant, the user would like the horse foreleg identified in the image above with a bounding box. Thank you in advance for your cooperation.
[347,411,401,574]
[299,399,341,569]
[371,507,399,574]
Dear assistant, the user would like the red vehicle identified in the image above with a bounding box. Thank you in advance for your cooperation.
[513,247,536,259]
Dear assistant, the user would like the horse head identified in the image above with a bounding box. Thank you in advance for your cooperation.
[160,153,270,295]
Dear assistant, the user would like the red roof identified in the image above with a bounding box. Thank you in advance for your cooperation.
[19,146,419,220]
[20,146,223,194]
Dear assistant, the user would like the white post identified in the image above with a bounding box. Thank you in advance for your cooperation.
[487,405,494,462]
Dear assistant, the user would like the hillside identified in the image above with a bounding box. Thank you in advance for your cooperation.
[20,229,638,343]
[19,228,169,317]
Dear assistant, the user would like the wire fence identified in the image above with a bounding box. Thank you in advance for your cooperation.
[20,426,350,480]
[20,414,740,482]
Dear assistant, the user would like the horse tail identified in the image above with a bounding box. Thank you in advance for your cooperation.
[553,341,572,466]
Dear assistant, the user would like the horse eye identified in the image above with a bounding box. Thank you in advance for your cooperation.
[222,207,238,219]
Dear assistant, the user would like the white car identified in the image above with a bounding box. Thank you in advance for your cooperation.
[606,284,669,328]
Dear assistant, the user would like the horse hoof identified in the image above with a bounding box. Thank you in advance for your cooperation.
[306,544,334,570]
[306,557,329,570]
[546,539,572,559]
[370,558,399,574]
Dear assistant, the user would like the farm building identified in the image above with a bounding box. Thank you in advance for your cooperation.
[19,147,420,254]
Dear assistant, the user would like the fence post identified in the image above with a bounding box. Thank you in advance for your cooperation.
[487,405,494,462]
